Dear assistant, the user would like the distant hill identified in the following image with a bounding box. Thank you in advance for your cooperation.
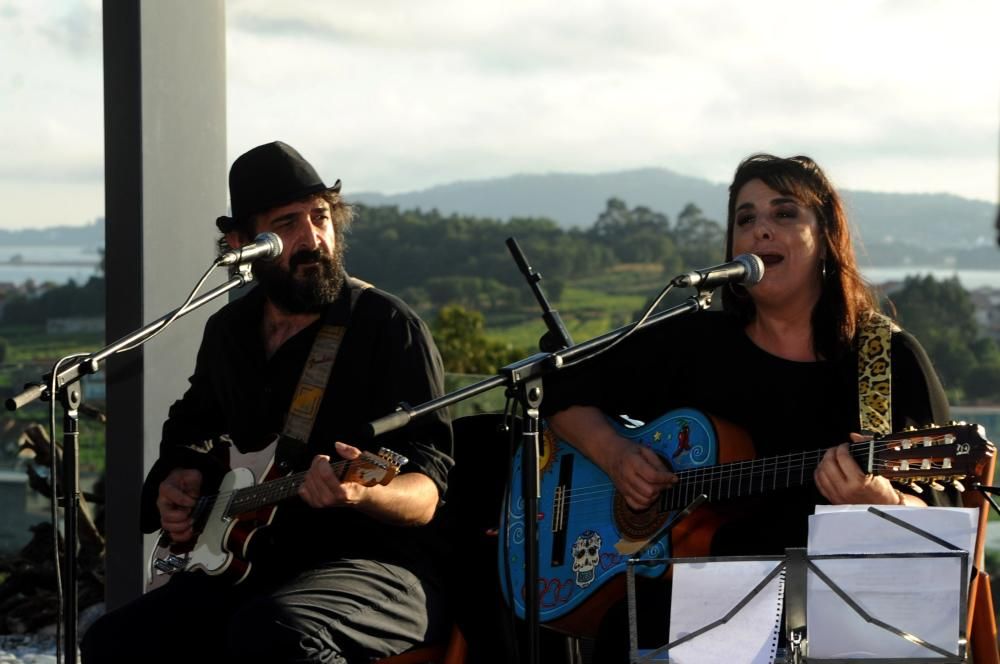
[352,169,997,251]
[0,219,103,247]
[3,171,997,254]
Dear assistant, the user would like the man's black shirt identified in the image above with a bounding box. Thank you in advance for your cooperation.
[139,278,453,572]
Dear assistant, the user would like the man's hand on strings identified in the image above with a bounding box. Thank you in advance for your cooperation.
[157,468,203,543]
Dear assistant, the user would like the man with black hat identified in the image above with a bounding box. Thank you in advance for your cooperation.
[82,142,454,663]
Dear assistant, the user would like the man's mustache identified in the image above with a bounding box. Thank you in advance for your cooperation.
[289,249,332,270]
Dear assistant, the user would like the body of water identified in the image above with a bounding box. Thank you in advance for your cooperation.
[0,245,102,285]
[0,245,999,290]
[864,266,1000,290]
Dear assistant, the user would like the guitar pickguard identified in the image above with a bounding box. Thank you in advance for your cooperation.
[146,438,283,591]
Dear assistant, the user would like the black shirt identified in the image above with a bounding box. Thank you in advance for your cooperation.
[139,278,453,571]
[542,310,952,553]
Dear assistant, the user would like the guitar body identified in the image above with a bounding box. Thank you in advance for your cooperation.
[146,439,407,592]
[146,436,291,592]
[499,407,753,635]
[500,408,993,637]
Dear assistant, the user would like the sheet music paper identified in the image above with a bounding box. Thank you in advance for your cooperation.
[667,559,784,664]
[806,506,976,659]
[810,505,977,555]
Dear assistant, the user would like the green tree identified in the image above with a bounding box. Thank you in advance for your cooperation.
[888,275,999,401]
[432,305,527,374]
[0,337,7,364]
[588,198,677,264]
[964,364,1000,403]
[672,203,725,271]
[1,276,105,325]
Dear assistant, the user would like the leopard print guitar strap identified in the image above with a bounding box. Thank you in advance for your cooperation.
[857,311,900,437]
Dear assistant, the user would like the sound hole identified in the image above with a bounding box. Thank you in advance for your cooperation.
[612,492,670,540]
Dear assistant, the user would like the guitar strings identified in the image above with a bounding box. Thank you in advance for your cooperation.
[547,437,957,511]
[193,457,357,510]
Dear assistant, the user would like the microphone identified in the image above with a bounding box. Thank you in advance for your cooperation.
[672,253,765,289]
[216,232,284,266]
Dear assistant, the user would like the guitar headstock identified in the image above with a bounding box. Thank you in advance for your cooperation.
[344,447,410,487]
[874,422,995,490]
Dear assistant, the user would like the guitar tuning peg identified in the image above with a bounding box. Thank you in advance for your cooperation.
[929,481,945,491]
[903,425,918,432]
[908,482,924,494]
[952,479,965,492]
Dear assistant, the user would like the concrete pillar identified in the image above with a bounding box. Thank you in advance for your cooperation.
[102,0,226,609]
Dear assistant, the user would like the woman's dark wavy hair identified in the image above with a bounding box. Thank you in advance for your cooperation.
[720,154,878,359]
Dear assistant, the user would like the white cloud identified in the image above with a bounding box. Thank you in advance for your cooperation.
[0,0,104,228]
[226,0,1000,202]
[0,0,997,229]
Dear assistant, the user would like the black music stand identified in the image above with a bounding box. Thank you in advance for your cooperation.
[625,506,973,663]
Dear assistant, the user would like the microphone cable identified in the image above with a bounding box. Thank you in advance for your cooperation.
[554,279,677,372]
[113,259,221,354]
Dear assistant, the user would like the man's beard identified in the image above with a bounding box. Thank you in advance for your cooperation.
[253,247,345,314]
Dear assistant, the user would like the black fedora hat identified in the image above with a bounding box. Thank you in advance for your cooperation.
[216,141,341,232]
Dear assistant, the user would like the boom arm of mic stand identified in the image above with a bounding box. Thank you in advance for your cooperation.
[365,293,712,664]
[6,267,254,411]
[506,236,573,352]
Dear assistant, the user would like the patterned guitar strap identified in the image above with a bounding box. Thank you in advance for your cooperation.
[283,277,373,444]
[857,311,900,437]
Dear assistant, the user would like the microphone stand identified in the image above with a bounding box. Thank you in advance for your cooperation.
[5,263,254,664]
[506,237,573,352]
[368,285,715,664]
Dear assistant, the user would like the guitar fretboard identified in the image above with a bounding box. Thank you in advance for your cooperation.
[659,441,920,511]
[224,469,312,516]
[203,459,354,518]
[662,442,872,511]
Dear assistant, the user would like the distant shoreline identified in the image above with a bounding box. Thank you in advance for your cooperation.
[1,260,99,267]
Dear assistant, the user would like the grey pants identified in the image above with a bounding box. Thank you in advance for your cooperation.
[81,558,448,663]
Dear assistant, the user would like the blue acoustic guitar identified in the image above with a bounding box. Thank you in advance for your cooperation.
[498,408,993,636]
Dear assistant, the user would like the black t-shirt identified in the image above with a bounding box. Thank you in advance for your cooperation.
[542,310,952,553]
[139,278,454,572]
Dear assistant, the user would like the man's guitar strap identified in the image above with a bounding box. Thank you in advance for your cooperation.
[282,277,373,442]
[856,311,899,437]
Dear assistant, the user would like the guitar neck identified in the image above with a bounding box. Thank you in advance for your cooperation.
[220,459,353,518]
[664,441,872,510]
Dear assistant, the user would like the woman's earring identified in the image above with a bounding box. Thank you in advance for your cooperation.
[820,259,827,280]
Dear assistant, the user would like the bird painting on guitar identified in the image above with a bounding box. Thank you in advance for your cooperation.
[499,407,992,636]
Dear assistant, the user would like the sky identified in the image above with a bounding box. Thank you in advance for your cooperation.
[0,0,998,230]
